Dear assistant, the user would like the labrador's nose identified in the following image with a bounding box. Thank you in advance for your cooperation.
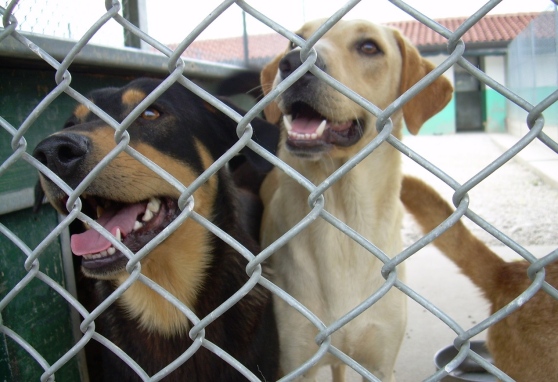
[279,49,326,81]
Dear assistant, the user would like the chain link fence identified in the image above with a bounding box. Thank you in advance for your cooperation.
[507,6,558,140]
[0,0,126,47]
[1,0,558,381]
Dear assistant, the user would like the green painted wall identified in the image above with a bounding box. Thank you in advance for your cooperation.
[484,88,507,133]
[0,67,159,381]
[0,206,81,382]
[533,86,558,125]
[404,98,456,135]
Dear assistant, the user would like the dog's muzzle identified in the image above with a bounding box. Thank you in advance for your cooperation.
[33,132,180,278]
[276,50,364,157]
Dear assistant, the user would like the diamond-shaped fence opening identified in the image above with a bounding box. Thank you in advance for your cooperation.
[1,0,557,381]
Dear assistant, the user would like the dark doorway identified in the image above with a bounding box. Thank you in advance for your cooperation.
[454,56,484,132]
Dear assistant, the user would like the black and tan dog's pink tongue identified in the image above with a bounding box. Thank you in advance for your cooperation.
[71,203,146,256]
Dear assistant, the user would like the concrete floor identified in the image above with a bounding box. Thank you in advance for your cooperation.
[307,133,558,381]
[312,244,554,382]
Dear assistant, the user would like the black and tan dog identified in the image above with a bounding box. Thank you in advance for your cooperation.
[33,78,279,381]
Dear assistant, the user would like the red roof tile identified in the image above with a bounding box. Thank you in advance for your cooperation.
[389,13,539,47]
[174,12,540,65]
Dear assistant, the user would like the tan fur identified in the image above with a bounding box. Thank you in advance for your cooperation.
[261,54,284,124]
[260,19,453,381]
[394,31,453,134]
[401,176,558,381]
[121,89,147,107]
[74,104,90,121]
[194,139,218,194]
[73,128,218,336]
[114,225,210,336]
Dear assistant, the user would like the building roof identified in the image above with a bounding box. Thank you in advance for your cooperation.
[389,12,539,52]
[174,12,540,66]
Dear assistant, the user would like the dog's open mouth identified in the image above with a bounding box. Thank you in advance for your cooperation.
[283,102,364,154]
[69,196,179,275]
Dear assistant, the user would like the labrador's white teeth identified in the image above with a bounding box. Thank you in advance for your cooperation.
[288,132,318,140]
[115,228,122,242]
[316,120,327,137]
[107,247,116,255]
[96,206,104,218]
[143,208,154,222]
[285,117,328,140]
[283,115,293,131]
[133,221,143,231]
[147,197,161,213]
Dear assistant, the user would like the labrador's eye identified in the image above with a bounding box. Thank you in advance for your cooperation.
[141,108,160,120]
[290,34,305,50]
[359,40,381,56]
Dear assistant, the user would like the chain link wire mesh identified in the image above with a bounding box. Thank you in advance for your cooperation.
[0,0,126,46]
[507,7,558,139]
[0,0,73,38]
[1,0,557,381]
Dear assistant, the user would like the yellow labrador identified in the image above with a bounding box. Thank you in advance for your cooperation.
[260,19,453,381]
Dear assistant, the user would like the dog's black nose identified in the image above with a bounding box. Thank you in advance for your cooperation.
[279,49,325,80]
[33,133,90,178]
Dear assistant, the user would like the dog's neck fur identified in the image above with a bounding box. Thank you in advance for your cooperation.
[113,223,210,337]
[278,133,404,256]
[111,179,218,338]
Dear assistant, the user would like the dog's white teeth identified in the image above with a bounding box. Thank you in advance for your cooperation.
[143,208,154,222]
[85,247,117,259]
[316,120,327,137]
[288,132,318,140]
[147,197,161,213]
[115,228,122,242]
[96,206,104,218]
[283,115,293,132]
[133,221,144,231]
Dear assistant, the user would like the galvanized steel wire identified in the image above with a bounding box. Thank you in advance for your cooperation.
[1,0,557,381]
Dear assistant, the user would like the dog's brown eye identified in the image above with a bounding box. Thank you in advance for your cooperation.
[141,108,160,120]
[359,40,380,56]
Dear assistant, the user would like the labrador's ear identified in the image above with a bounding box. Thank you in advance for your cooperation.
[260,54,284,124]
[394,30,453,135]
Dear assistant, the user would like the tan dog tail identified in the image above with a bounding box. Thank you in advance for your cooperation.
[401,176,503,297]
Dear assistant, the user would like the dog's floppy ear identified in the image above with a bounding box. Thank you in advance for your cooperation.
[394,30,453,135]
[260,54,284,124]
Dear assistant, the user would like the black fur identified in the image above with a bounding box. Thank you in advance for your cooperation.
[33,78,279,381]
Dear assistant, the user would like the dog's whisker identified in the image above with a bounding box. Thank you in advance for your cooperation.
[33,77,281,380]
[260,18,453,379]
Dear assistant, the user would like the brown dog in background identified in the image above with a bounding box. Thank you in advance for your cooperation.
[259,19,453,381]
[401,176,558,382]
